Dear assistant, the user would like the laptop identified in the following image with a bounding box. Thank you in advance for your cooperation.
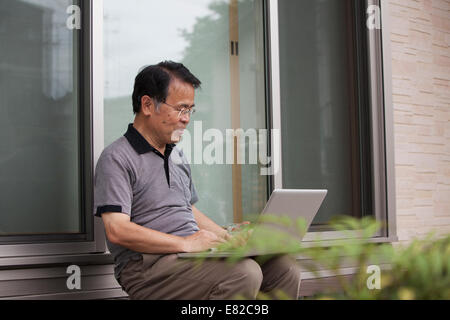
[178,189,327,258]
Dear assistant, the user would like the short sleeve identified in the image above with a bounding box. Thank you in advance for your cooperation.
[94,152,133,217]
[189,176,199,205]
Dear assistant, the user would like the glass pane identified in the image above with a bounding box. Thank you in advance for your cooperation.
[104,0,267,226]
[279,0,361,225]
[0,0,81,235]
[238,0,268,222]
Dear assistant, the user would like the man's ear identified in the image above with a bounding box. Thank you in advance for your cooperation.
[140,95,154,116]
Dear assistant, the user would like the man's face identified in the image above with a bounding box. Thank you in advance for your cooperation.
[148,79,195,144]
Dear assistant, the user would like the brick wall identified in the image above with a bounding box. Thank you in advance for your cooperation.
[388,0,450,241]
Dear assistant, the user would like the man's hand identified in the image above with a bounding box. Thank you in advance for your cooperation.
[227,221,251,233]
[182,230,226,253]
[216,221,252,243]
[226,228,254,249]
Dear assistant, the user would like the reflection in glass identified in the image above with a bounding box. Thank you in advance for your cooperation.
[279,0,371,225]
[0,0,81,235]
[104,0,267,226]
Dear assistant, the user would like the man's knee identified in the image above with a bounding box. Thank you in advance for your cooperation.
[259,255,301,299]
[278,256,302,288]
[288,263,302,289]
[212,259,263,299]
[237,259,264,290]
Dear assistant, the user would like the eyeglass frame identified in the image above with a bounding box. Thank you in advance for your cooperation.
[161,101,196,118]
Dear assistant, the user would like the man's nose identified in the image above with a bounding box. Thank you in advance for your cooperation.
[179,113,190,123]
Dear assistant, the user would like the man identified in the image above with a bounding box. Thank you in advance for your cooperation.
[94,61,301,300]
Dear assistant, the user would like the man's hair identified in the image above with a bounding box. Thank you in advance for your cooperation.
[132,61,201,114]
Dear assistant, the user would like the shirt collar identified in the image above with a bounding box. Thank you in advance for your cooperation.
[124,124,176,157]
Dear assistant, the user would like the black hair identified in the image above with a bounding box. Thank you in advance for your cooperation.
[132,61,201,114]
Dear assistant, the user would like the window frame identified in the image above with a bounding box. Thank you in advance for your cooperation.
[0,0,106,259]
[266,0,397,242]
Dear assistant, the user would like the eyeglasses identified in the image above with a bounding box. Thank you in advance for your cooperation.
[162,101,196,118]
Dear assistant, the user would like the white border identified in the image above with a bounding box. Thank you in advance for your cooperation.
[92,0,104,167]
[268,0,283,189]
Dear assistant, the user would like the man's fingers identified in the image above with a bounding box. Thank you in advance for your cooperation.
[211,233,227,244]
[217,237,227,244]
[223,232,233,241]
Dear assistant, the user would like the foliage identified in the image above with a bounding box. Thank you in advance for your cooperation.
[301,217,450,300]
[198,215,450,300]
[303,217,450,300]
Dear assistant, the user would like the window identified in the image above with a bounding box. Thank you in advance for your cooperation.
[0,0,103,255]
[104,0,393,237]
[0,0,394,268]
[277,0,387,231]
[104,0,269,226]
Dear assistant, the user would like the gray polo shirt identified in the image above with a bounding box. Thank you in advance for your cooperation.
[94,124,200,280]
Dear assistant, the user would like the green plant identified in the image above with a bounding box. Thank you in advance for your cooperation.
[200,215,450,300]
[300,217,450,300]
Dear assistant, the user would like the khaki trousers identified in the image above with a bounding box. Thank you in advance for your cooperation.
[118,253,301,300]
